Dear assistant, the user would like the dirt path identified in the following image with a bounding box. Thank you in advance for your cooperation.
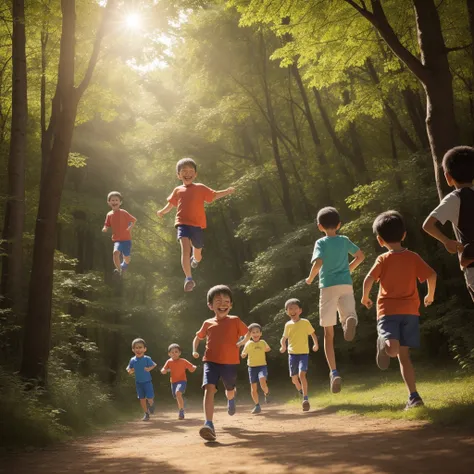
[2,403,474,474]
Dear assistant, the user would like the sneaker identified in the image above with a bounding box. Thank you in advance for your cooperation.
[227,398,236,416]
[178,409,185,420]
[405,396,424,410]
[113,268,122,277]
[120,262,128,272]
[251,404,261,414]
[343,317,357,342]
[376,335,390,370]
[330,372,342,394]
[184,278,196,292]
[264,392,270,404]
[199,423,216,441]
[190,256,199,269]
[142,413,150,421]
[147,401,155,415]
[302,399,310,412]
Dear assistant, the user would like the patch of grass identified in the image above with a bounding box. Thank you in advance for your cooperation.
[287,367,474,428]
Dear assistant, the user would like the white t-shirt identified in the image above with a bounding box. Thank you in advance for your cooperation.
[429,188,474,226]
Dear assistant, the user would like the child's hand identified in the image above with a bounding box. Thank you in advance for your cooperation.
[312,344,319,352]
[156,210,164,218]
[144,366,153,372]
[160,368,167,375]
[305,277,312,285]
[127,368,135,375]
[361,296,373,309]
[424,294,434,307]
[444,239,463,254]
[280,346,286,354]
[102,226,108,233]
[227,187,235,195]
[192,351,200,359]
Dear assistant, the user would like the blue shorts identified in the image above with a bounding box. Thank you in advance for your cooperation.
[288,354,309,377]
[377,315,420,348]
[171,381,187,398]
[136,381,154,399]
[248,365,268,384]
[114,240,132,257]
[177,225,204,249]
[202,362,238,390]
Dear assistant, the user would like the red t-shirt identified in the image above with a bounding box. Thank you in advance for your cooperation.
[104,209,136,242]
[196,315,248,365]
[163,358,195,383]
[368,249,435,319]
[167,183,216,229]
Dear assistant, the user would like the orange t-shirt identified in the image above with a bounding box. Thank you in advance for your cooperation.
[167,183,216,229]
[163,358,195,383]
[104,209,136,242]
[196,315,248,365]
[368,249,435,319]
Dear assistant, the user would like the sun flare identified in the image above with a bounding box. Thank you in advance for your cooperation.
[125,13,141,30]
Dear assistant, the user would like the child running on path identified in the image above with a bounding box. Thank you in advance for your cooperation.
[280,298,319,412]
[161,343,197,420]
[306,207,364,393]
[102,191,137,275]
[422,146,474,301]
[362,211,437,409]
[192,285,249,441]
[126,338,157,421]
[156,158,235,292]
[241,323,271,414]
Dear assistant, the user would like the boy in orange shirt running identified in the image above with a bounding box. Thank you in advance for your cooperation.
[156,158,235,292]
[362,211,437,410]
[192,285,249,441]
[161,343,197,420]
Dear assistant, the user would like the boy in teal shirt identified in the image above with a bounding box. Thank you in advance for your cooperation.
[306,207,365,393]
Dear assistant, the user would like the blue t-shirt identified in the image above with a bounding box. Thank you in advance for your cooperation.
[311,235,359,288]
[127,355,156,383]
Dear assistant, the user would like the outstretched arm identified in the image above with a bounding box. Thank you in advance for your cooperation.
[237,331,251,347]
[422,216,462,254]
[306,258,322,285]
[214,187,235,200]
[157,202,174,218]
[361,275,375,309]
[349,249,365,273]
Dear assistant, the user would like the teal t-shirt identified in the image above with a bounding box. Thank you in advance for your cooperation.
[311,235,359,288]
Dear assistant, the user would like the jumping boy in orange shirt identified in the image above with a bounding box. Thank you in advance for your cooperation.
[156,158,235,292]
[192,285,249,441]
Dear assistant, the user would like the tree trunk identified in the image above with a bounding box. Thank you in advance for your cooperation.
[1,0,27,313]
[401,88,429,149]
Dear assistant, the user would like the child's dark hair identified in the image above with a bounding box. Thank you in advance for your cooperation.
[285,298,302,310]
[132,338,146,348]
[442,146,474,184]
[107,191,122,201]
[207,284,233,304]
[168,343,181,352]
[176,157,197,173]
[373,211,406,243]
[317,207,340,229]
[248,323,262,332]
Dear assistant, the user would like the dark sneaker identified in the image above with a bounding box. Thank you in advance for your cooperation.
[113,268,122,277]
[264,393,270,404]
[330,373,342,394]
[302,399,310,411]
[251,404,261,414]
[227,398,236,416]
[199,424,216,441]
[142,413,150,422]
[184,278,196,292]
[190,257,199,269]
[405,396,424,410]
[178,409,185,420]
[376,335,390,370]
[147,401,155,415]
[343,317,357,342]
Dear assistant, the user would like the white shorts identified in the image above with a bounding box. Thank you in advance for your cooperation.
[319,284,357,327]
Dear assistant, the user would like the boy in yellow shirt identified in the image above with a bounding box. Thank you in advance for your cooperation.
[241,323,271,414]
[280,298,319,411]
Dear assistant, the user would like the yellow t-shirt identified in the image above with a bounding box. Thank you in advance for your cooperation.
[242,339,269,367]
[283,319,315,354]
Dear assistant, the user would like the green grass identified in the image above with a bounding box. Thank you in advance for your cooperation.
[287,367,474,429]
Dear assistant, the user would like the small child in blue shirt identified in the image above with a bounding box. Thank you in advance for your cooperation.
[306,207,365,393]
[126,338,157,421]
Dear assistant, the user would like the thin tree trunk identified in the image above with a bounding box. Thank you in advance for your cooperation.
[401,88,429,149]
[1,0,27,313]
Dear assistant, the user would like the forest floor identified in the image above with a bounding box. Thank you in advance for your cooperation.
[2,400,474,474]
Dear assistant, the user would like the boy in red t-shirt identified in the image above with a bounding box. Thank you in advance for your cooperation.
[362,211,437,410]
[102,191,137,275]
[192,285,249,441]
[156,158,235,292]
[161,343,197,420]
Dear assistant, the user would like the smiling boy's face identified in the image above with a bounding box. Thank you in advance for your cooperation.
[132,343,146,357]
[108,196,121,210]
[177,165,197,186]
[250,327,262,341]
[169,348,181,360]
[286,303,302,321]
[208,293,232,319]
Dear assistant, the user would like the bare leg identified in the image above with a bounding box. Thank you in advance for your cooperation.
[225,388,235,400]
[299,371,308,397]
[139,399,148,413]
[193,247,202,263]
[398,346,417,394]
[176,391,184,410]
[123,255,131,264]
[385,339,400,358]
[250,383,259,404]
[291,375,302,392]
[113,250,121,271]
[203,384,217,422]
[180,238,192,278]
[259,377,269,395]
[324,326,337,371]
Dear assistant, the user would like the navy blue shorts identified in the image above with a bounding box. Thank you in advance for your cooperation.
[202,362,238,390]
[171,381,187,398]
[177,225,204,249]
[114,240,132,257]
[288,354,309,377]
[377,315,420,348]
[136,381,154,399]
[248,365,268,384]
